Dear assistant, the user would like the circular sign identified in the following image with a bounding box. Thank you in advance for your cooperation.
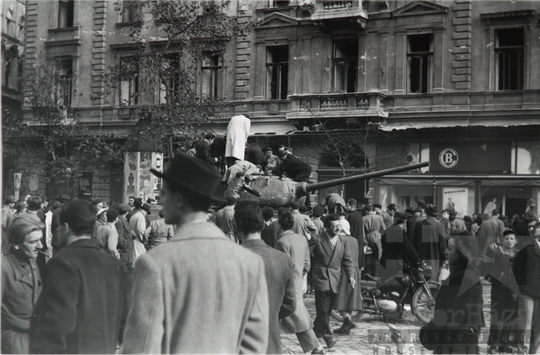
[439,148,458,169]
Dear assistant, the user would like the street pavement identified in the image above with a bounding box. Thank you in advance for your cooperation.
[281,280,494,354]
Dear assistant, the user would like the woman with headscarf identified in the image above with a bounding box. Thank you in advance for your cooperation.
[1,215,44,354]
[420,231,485,354]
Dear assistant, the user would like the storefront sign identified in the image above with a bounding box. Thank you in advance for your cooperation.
[442,187,468,218]
[431,142,511,174]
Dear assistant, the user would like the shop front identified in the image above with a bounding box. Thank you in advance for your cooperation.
[372,140,540,218]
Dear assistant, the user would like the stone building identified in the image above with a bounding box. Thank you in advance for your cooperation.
[7,0,540,217]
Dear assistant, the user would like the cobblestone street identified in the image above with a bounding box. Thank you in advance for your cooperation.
[281,280,494,354]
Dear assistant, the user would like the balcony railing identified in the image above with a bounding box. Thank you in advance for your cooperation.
[322,1,353,11]
[287,92,387,120]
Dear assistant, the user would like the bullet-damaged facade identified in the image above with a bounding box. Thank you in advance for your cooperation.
[6,0,540,216]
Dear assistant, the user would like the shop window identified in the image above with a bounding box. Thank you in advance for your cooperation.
[495,28,524,91]
[158,53,180,104]
[332,39,358,93]
[200,52,222,99]
[407,34,432,93]
[266,45,289,100]
[119,57,139,106]
[120,0,138,23]
[58,0,74,28]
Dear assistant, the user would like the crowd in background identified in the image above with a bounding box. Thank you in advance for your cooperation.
[2,151,540,354]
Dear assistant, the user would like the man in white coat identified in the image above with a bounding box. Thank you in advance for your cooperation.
[225,114,251,167]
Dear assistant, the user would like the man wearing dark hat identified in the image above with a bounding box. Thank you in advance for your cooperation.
[411,204,447,281]
[121,154,269,354]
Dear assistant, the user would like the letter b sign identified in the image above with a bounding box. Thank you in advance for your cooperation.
[439,148,458,169]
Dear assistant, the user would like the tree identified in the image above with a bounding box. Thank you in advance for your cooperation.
[4,56,124,196]
[298,101,386,196]
[99,0,254,157]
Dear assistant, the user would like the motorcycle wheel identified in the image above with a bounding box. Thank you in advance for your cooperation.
[330,310,363,322]
[412,281,440,323]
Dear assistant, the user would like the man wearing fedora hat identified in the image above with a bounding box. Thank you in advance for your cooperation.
[411,204,447,281]
[121,154,269,354]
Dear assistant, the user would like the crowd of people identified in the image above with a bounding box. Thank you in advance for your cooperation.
[2,152,540,354]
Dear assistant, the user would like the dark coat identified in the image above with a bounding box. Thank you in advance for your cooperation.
[243,239,296,354]
[245,146,266,166]
[272,155,312,182]
[347,210,365,268]
[195,139,214,165]
[115,215,134,270]
[511,241,540,298]
[30,239,129,354]
[380,225,421,276]
[412,216,447,280]
[310,232,354,293]
[422,264,484,353]
[406,215,418,241]
[262,220,281,248]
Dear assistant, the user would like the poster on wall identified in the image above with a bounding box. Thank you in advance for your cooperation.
[14,172,22,201]
[442,187,468,218]
[78,172,93,199]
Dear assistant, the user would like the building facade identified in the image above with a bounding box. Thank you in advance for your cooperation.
[8,0,540,217]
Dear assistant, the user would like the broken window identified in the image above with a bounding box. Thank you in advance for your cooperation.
[266,46,289,100]
[495,28,524,91]
[158,53,180,104]
[408,34,432,93]
[55,58,73,109]
[121,0,138,23]
[332,39,358,93]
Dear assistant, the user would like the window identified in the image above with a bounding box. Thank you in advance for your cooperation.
[266,46,288,100]
[55,58,73,110]
[200,53,222,99]
[6,8,16,36]
[332,39,358,93]
[495,28,524,91]
[121,0,138,23]
[158,53,180,104]
[58,0,74,28]
[119,57,139,106]
[269,0,289,7]
[407,34,432,93]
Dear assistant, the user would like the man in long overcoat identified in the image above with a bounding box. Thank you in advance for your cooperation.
[225,114,251,167]
[477,209,505,274]
[411,205,447,281]
[310,213,355,348]
[363,204,386,276]
[236,201,296,354]
[121,154,269,354]
[275,211,324,354]
[30,200,129,354]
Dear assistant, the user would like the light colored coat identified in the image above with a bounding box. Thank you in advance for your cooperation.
[225,115,251,160]
[121,221,269,354]
[477,216,506,263]
[275,230,312,334]
[129,210,147,260]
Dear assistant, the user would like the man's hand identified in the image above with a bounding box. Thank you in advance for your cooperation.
[350,277,356,289]
[489,243,498,250]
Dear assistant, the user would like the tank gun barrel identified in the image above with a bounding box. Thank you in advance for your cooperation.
[296,161,430,197]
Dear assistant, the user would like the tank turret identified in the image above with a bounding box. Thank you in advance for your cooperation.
[234,162,429,207]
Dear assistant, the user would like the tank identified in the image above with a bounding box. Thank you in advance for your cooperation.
[228,162,429,206]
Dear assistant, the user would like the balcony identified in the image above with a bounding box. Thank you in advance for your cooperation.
[287,92,387,120]
[308,0,367,29]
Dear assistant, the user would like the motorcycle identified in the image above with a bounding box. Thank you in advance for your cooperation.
[331,262,440,324]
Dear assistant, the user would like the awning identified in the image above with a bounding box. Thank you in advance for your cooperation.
[379,117,539,132]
